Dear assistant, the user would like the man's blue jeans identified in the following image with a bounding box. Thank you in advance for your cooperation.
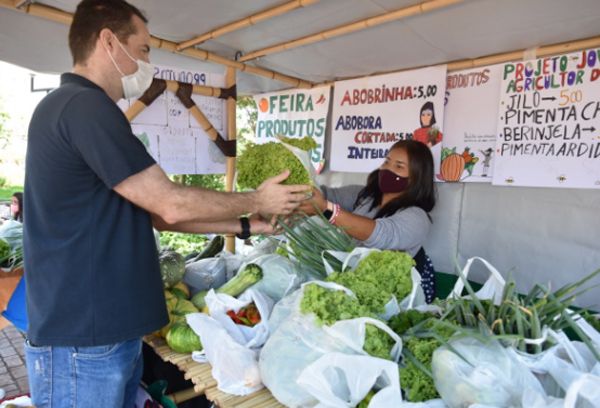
[24,338,143,408]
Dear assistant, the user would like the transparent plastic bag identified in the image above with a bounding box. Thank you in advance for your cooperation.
[260,283,402,408]
[205,288,274,349]
[431,337,545,408]
[183,257,227,294]
[246,254,305,302]
[296,352,402,408]
[448,257,506,305]
[187,313,262,396]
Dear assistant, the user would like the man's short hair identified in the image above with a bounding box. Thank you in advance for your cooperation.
[68,0,148,65]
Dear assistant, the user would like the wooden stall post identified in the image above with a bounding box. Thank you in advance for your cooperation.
[225,67,237,253]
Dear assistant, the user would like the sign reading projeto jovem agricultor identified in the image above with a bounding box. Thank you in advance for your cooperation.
[493,48,600,189]
[253,86,331,174]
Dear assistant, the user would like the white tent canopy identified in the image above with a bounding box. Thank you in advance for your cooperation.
[1,0,600,306]
[2,0,600,93]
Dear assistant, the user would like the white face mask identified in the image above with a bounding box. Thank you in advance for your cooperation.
[105,35,154,100]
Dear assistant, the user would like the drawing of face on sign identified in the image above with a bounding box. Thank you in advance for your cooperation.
[413,101,443,148]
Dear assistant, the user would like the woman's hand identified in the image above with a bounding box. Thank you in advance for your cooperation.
[295,187,327,216]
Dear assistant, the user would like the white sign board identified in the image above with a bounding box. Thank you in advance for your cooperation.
[253,86,331,173]
[493,49,600,188]
[120,64,227,175]
[330,66,447,173]
[441,64,503,182]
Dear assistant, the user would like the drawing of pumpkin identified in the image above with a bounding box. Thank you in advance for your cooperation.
[440,153,465,182]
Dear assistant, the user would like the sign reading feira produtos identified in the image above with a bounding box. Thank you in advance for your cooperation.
[253,86,331,173]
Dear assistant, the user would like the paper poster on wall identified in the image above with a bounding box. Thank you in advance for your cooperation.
[123,65,227,175]
[493,49,600,188]
[330,66,447,173]
[159,127,197,174]
[253,86,331,173]
[441,64,503,182]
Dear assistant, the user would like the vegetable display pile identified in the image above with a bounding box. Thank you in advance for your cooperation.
[236,136,316,190]
[191,263,263,310]
[227,302,261,327]
[327,250,415,315]
[300,283,395,360]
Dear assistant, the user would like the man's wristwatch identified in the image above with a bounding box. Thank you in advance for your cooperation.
[236,216,251,240]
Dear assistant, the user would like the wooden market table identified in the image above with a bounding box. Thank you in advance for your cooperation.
[144,335,284,408]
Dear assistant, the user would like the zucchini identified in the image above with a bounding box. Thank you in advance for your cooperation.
[186,235,224,264]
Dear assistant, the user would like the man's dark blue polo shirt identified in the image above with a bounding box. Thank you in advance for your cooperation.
[24,73,168,346]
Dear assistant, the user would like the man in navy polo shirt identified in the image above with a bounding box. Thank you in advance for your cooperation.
[23,1,308,406]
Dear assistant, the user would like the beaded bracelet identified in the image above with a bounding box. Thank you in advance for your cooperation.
[328,203,341,225]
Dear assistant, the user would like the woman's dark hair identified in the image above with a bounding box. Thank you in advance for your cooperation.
[69,0,148,65]
[419,101,436,128]
[12,192,23,222]
[354,140,435,219]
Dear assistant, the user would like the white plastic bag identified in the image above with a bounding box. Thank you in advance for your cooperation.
[296,352,403,408]
[280,138,318,184]
[431,337,545,408]
[260,282,402,408]
[245,254,305,302]
[448,257,506,305]
[187,313,263,396]
[183,256,227,294]
[204,288,274,349]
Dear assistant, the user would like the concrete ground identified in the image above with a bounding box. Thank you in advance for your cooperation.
[0,324,29,400]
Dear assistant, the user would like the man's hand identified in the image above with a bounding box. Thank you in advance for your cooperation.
[249,214,284,235]
[255,170,310,215]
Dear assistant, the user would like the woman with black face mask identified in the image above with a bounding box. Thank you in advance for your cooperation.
[297,139,437,302]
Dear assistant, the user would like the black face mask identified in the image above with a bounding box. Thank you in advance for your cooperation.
[378,169,409,193]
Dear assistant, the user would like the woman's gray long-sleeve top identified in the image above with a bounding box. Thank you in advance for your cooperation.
[321,185,430,257]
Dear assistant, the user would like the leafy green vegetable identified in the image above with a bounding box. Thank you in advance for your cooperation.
[327,251,414,315]
[191,263,263,309]
[364,324,396,360]
[400,337,441,402]
[300,284,396,359]
[389,310,435,336]
[0,238,9,264]
[160,232,208,256]
[278,136,318,151]
[237,138,315,190]
[166,321,202,353]
[300,284,372,325]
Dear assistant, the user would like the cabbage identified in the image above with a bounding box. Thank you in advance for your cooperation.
[166,322,202,353]
[159,250,185,288]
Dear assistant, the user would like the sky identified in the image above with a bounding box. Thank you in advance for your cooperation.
[0,60,59,185]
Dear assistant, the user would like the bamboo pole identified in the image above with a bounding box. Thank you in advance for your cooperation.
[316,35,600,88]
[239,0,463,62]
[225,67,237,253]
[166,387,204,404]
[177,0,319,51]
[0,1,313,88]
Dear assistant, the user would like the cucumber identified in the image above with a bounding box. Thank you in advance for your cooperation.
[185,235,224,264]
